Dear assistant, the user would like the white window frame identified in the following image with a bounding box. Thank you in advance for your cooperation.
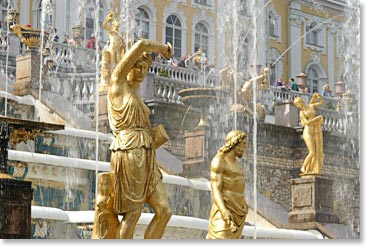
[135,7,150,40]
[165,14,183,59]
[32,0,53,29]
[194,22,209,58]
[162,4,187,59]
[134,1,157,41]
[191,0,215,12]
[268,6,281,43]
[304,20,326,53]
[192,10,215,65]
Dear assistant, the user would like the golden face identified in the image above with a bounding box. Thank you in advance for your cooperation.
[111,19,119,30]
[234,141,247,158]
[128,60,149,82]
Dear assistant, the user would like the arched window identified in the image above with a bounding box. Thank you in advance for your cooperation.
[86,0,104,40]
[268,8,281,40]
[269,14,276,37]
[33,0,53,29]
[306,22,319,46]
[135,7,149,40]
[307,67,319,93]
[194,22,208,58]
[165,15,182,58]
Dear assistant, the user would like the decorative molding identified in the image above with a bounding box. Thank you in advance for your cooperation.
[311,51,320,64]
[289,14,303,27]
[191,0,215,13]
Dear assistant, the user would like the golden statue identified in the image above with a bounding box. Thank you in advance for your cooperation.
[103,10,126,68]
[239,67,269,121]
[106,39,173,239]
[294,93,324,176]
[91,172,119,239]
[207,130,248,239]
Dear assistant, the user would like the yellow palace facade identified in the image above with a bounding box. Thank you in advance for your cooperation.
[0,0,349,94]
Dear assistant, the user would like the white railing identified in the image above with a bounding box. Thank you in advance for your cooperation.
[52,42,97,73]
[47,72,96,118]
[317,108,346,134]
[149,62,220,87]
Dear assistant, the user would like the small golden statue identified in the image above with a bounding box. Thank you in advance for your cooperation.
[92,39,173,239]
[102,10,126,68]
[239,67,269,120]
[294,93,324,176]
[207,130,248,239]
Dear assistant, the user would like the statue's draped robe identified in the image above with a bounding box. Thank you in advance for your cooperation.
[107,89,162,214]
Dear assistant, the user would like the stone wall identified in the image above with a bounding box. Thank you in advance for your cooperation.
[236,119,359,233]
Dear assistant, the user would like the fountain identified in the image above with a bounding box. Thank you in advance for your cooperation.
[0,0,360,240]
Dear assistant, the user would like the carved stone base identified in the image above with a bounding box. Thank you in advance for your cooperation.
[288,176,338,224]
[182,127,210,178]
[275,102,299,127]
[0,178,33,238]
[13,52,41,97]
[91,86,110,133]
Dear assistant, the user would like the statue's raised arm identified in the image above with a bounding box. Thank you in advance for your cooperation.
[111,39,172,87]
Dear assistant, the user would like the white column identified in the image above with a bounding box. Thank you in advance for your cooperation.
[289,15,303,77]
[327,28,335,94]
[19,0,30,25]
[257,0,266,67]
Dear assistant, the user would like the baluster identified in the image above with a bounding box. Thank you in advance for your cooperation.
[155,80,163,100]
[163,83,169,101]
[166,84,173,103]
[89,82,94,101]
[74,82,81,102]
[82,81,88,101]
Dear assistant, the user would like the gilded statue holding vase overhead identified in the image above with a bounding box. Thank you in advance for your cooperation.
[294,93,324,176]
[92,36,173,238]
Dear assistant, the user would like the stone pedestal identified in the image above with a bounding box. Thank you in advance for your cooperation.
[182,127,210,178]
[13,52,41,97]
[288,177,338,224]
[92,85,110,133]
[0,178,33,238]
[275,102,299,127]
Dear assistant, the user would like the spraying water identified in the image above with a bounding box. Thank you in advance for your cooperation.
[94,0,101,199]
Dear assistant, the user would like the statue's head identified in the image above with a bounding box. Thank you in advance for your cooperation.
[294,96,305,109]
[127,52,153,83]
[219,130,247,157]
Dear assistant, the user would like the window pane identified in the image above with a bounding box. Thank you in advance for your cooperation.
[166,27,173,37]
[167,15,174,24]
[166,35,173,45]
[175,29,182,39]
